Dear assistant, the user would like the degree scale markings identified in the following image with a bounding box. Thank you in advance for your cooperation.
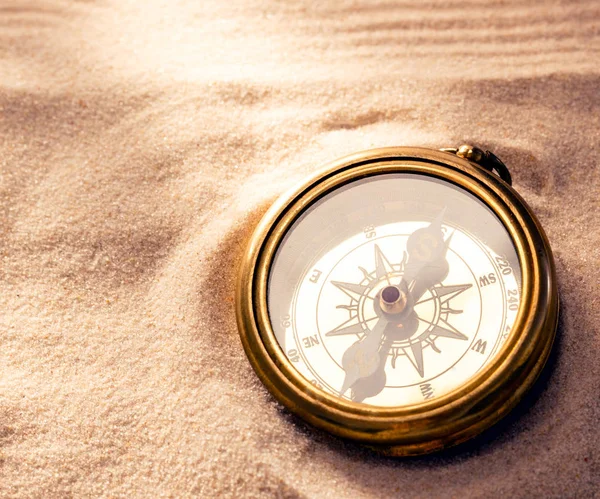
[267,173,523,409]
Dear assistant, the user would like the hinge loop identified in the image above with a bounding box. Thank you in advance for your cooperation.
[440,145,512,185]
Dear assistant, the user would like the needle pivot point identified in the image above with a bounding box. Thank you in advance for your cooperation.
[380,285,407,314]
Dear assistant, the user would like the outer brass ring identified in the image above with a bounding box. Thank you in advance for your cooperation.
[236,147,558,456]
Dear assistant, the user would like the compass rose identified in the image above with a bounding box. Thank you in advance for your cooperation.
[323,212,473,402]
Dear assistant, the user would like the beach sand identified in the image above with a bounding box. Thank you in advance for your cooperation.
[0,0,599,496]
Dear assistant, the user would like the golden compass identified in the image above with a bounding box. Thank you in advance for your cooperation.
[236,145,558,456]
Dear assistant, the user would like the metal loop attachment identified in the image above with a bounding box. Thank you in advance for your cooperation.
[441,145,512,186]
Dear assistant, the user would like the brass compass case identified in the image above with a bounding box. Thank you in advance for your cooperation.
[236,147,558,456]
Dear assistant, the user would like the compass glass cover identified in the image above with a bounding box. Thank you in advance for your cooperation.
[268,173,521,407]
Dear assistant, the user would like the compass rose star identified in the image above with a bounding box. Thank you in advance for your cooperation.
[326,319,368,337]
[416,283,473,308]
[327,216,477,394]
[403,341,426,378]
[331,280,369,300]
[374,244,394,284]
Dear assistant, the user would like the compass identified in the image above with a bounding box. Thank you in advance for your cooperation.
[236,145,558,455]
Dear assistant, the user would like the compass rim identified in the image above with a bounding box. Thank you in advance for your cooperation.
[235,146,558,455]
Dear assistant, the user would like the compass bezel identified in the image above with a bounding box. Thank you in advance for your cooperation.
[235,147,558,456]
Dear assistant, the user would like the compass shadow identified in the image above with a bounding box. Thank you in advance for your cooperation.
[277,299,565,475]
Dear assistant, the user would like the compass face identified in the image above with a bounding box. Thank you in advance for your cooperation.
[268,174,522,407]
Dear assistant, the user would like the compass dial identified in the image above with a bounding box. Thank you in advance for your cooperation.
[268,174,522,408]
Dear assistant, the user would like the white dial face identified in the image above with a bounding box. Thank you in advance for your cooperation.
[268,174,521,407]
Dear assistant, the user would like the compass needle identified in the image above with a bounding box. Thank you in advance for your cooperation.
[339,342,376,396]
[339,318,386,395]
[350,336,393,402]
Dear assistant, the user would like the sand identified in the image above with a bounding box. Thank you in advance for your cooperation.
[0,0,599,497]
